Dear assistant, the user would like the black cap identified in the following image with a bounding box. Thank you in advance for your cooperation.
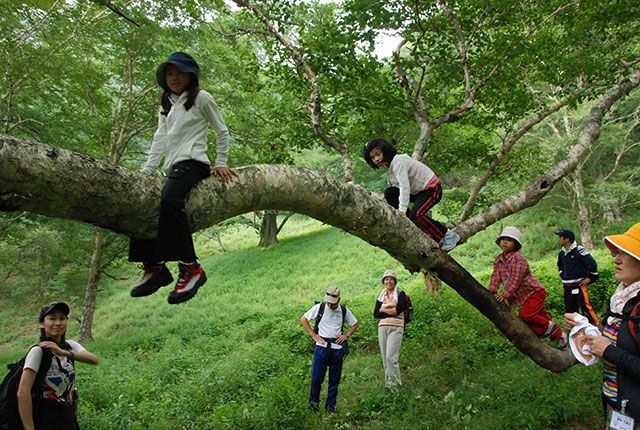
[554,229,575,242]
[39,302,70,323]
[156,52,200,90]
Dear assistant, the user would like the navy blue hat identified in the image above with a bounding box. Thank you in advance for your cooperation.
[39,302,70,323]
[554,229,575,242]
[156,52,200,90]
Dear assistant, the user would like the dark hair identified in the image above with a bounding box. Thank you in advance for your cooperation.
[363,138,397,169]
[160,75,200,116]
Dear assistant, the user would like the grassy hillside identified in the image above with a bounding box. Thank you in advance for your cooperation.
[0,213,618,429]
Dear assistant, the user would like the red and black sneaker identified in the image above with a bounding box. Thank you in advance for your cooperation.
[167,263,207,304]
[130,263,173,297]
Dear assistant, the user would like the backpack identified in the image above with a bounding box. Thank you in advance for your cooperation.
[0,345,60,430]
[313,302,347,334]
[402,292,414,324]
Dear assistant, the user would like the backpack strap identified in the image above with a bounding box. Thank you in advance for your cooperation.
[313,302,326,334]
[313,303,347,334]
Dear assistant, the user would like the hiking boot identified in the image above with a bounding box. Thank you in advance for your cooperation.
[441,229,460,252]
[557,331,569,351]
[130,264,173,297]
[167,263,207,304]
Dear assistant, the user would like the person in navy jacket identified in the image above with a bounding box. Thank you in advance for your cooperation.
[555,228,599,324]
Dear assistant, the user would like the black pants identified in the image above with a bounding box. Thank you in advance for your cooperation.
[129,160,210,263]
[384,185,448,242]
[563,282,600,325]
[34,398,79,430]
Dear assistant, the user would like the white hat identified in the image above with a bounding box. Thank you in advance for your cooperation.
[324,286,340,304]
[381,270,397,283]
[496,226,522,250]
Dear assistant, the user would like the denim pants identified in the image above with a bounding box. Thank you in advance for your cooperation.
[309,344,345,411]
[129,160,210,263]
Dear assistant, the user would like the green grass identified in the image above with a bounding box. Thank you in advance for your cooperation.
[0,213,611,429]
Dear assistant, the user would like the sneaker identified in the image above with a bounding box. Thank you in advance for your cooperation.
[167,263,207,304]
[441,229,460,252]
[130,264,173,297]
[542,321,557,338]
[557,331,569,351]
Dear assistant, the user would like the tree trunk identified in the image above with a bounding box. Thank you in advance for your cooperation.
[78,230,104,342]
[258,211,279,248]
[0,135,577,372]
[573,168,594,249]
[423,270,442,293]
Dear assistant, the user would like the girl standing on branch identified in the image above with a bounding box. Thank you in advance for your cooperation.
[129,52,235,304]
[17,302,99,430]
[364,138,459,252]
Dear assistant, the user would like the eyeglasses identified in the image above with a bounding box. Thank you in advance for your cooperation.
[326,292,339,298]
[611,248,630,258]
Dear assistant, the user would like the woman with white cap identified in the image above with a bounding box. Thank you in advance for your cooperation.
[374,269,408,387]
[17,302,99,430]
[488,226,568,348]
[565,223,640,425]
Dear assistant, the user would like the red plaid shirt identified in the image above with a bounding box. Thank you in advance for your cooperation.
[489,251,545,309]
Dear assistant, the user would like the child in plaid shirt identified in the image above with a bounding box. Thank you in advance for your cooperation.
[489,226,568,349]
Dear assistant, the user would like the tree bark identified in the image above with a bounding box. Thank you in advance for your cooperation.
[258,211,279,248]
[79,230,104,342]
[573,167,594,249]
[0,134,575,372]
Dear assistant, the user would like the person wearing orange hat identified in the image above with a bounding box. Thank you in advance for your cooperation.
[565,223,640,425]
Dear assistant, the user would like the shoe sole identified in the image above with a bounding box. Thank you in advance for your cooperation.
[167,272,207,304]
[130,272,174,297]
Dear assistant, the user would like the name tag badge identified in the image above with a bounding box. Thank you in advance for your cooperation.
[571,288,579,294]
[610,410,634,430]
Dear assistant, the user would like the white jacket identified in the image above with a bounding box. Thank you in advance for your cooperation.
[388,154,437,213]
[143,90,230,175]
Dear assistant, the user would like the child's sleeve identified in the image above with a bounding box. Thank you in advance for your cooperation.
[502,256,528,300]
[142,111,168,174]
[488,260,500,293]
[200,93,231,168]
[394,161,411,213]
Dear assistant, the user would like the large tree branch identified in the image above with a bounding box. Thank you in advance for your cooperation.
[1,134,575,371]
[455,69,640,241]
[459,91,584,221]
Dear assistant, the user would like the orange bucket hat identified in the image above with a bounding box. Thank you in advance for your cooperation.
[604,223,640,261]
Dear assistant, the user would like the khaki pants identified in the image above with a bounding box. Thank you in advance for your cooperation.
[378,325,404,387]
